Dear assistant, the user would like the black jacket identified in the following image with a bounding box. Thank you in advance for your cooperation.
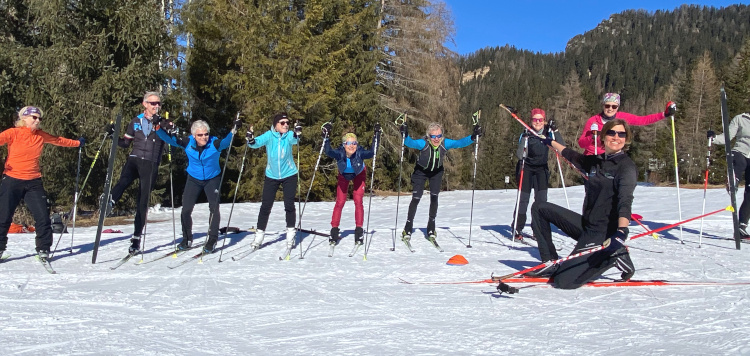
[561,148,637,237]
[516,127,566,168]
[118,114,165,163]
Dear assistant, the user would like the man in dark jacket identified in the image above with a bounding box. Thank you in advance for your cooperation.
[106,91,166,254]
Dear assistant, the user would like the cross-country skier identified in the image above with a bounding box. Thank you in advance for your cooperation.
[0,106,84,259]
[155,118,239,253]
[246,112,301,250]
[578,93,676,155]
[529,119,636,289]
[399,122,481,243]
[708,112,750,237]
[321,123,381,246]
[105,91,166,254]
[511,108,566,242]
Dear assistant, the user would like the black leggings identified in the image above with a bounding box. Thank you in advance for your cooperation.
[0,176,52,252]
[731,151,750,224]
[512,161,549,233]
[257,175,298,231]
[110,157,159,236]
[404,167,443,233]
[181,175,221,240]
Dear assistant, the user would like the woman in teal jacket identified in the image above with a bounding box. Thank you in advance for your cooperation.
[247,112,301,251]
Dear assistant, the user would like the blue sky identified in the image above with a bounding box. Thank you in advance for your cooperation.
[442,1,749,55]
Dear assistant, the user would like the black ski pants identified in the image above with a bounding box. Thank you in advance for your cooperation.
[731,151,750,224]
[512,161,549,234]
[257,174,298,231]
[110,156,159,237]
[0,176,52,252]
[531,201,632,289]
[181,175,221,242]
[404,167,443,234]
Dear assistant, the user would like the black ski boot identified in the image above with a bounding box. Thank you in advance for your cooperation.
[330,227,340,245]
[354,227,364,245]
[128,236,141,254]
[177,237,193,251]
[203,236,218,254]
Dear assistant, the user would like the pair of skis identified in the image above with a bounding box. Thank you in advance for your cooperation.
[401,234,443,253]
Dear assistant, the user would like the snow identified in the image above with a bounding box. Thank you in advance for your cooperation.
[2,186,750,355]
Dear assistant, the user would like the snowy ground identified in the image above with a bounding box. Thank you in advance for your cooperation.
[1,186,749,355]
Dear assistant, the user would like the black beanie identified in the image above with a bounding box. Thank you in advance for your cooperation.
[272,112,289,126]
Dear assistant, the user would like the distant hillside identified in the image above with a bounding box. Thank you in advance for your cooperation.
[458,4,750,189]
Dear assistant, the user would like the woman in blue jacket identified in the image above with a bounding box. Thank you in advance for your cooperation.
[399,122,481,244]
[246,112,301,251]
[156,118,238,253]
[321,123,381,245]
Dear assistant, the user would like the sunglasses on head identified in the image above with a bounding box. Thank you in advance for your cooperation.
[606,130,627,138]
[604,104,619,110]
[343,141,358,146]
[147,101,161,106]
[429,134,443,139]
[195,133,209,137]
[278,121,290,126]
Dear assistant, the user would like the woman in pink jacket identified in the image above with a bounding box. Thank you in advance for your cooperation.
[578,93,676,155]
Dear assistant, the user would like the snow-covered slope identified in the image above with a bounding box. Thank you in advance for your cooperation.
[1,186,748,355]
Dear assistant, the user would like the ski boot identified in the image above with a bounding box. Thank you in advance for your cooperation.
[524,263,559,278]
[250,230,265,250]
[203,236,218,254]
[286,227,296,248]
[177,238,193,251]
[401,230,411,242]
[740,223,749,237]
[329,227,340,245]
[36,249,50,260]
[354,227,364,246]
[128,236,141,254]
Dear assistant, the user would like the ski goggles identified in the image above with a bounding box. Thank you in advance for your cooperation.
[429,134,443,139]
[606,130,627,138]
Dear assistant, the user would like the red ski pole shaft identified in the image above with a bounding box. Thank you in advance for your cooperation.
[494,206,733,281]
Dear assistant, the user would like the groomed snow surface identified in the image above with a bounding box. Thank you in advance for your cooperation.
[1,186,749,355]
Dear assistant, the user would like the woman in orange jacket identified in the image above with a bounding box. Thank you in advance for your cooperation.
[0,106,83,260]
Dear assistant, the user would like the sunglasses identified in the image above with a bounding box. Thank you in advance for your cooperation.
[606,130,627,138]
[603,104,619,110]
[195,133,209,137]
[343,141,358,146]
[277,121,290,126]
[27,116,42,121]
[147,101,161,106]
[429,134,443,139]
[531,118,545,123]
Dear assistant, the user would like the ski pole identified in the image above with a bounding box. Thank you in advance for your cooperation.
[630,213,659,239]
[592,123,599,156]
[299,123,330,260]
[510,134,529,249]
[52,132,108,258]
[670,114,685,244]
[494,206,733,281]
[393,113,406,251]
[166,112,177,251]
[549,128,570,209]
[199,112,238,262]
[499,104,587,180]
[218,134,250,262]
[698,133,713,248]
[363,125,381,260]
[467,109,481,248]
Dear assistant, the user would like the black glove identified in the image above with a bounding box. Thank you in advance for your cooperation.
[548,119,558,132]
[471,125,483,141]
[399,124,408,137]
[151,113,162,127]
[161,120,175,133]
[664,101,677,117]
[105,123,115,136]
[707,130,715,139]
[233,117,242,131]
[374,123,382,134]
[294,122,303,138]
[605,227,629,251]
[540,137,553,146]
[321,122,333,138]
[78,137,86,147]
[246,128,255,145]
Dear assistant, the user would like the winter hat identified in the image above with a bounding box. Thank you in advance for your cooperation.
[272,112,289,126]
[20,106,43,118]
[530,108,546,120]
[602,93,621,105]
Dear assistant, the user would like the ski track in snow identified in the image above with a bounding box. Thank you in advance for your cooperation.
[1,186,749,354]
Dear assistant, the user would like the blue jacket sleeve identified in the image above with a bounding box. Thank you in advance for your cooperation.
[214,132,233,151]
[444,135,474,150]
[155,128,186,150]
[404,135,426,150]
[323,137,344,161]
[250,130,271,149]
